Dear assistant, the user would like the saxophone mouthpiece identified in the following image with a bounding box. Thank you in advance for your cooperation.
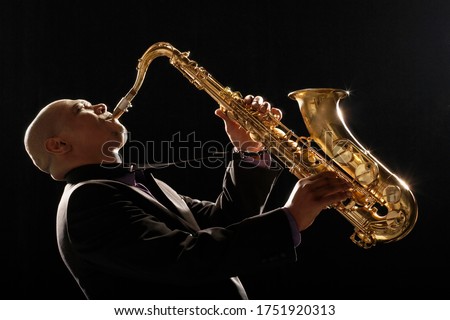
[111,97,132,120]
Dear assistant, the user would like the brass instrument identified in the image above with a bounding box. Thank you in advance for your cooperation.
[112,42,418,248]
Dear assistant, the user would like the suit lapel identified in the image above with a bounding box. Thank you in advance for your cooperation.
[139,170,200,231]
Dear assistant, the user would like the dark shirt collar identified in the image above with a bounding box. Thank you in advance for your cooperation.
[64,163,138,185]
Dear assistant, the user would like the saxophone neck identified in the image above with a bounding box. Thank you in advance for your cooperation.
[112,42,177,119]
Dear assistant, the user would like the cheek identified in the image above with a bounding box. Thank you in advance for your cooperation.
[101,128,126,152]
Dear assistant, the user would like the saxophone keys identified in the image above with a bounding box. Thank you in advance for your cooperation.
[332,140,354,164]
[383,185,402,204]
[355,162,379,186]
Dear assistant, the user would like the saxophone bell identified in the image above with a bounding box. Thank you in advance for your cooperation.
[288,89,418,248]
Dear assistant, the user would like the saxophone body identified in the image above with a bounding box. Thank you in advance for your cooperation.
[113,42,418,249]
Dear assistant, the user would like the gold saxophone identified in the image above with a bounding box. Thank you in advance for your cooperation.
[112,42,418,249]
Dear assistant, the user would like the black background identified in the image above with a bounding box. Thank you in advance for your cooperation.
[2,0,449,299]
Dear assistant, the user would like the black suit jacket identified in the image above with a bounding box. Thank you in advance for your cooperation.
[56,159,298,299]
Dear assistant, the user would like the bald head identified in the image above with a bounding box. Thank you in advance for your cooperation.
[24,100,71,174]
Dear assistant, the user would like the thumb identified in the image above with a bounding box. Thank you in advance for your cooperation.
[214,108,227,121]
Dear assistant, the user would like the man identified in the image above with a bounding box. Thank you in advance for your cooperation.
[24,95,350,299]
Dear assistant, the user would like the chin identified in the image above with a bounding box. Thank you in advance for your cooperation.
[121,130,128,144]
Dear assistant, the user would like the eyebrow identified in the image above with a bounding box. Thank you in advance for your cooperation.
[78,99,91,105]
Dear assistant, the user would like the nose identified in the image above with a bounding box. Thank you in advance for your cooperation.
[96,103,114,120]
[94,104,108,115]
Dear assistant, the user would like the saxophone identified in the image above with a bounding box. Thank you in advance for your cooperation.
[112,42,418,249]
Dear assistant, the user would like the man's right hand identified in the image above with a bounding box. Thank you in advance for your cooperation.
[284,171,351,231]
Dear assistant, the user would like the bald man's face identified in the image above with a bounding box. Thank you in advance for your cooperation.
[53,99,128,159]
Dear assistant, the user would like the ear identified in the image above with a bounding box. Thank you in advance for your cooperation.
[45,137,72,155]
